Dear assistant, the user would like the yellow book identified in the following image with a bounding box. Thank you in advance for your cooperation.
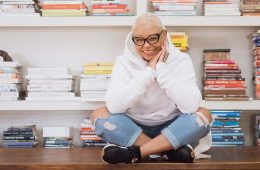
[83,70,112,74]
[169,32,189,51]
[83,63,114,67]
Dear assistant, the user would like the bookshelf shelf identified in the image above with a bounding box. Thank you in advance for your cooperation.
[200,100,260,110]
[0,101,104,111]
[0,100,260,111]
[159,16,260,27]
[0,16,136,27]
[0,16,260,27]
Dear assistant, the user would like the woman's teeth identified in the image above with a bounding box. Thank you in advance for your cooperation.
[143,50,154,55]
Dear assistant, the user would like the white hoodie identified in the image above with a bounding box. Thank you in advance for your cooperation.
[105,32,202,126]
[105,32,212,159]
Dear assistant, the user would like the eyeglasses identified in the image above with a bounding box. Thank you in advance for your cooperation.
[132,30,165,46]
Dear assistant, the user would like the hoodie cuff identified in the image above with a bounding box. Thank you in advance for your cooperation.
[156,62,167,77]
[145,66,156,79]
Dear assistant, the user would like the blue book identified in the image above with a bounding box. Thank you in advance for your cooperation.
[212,132,244,136]
[212,121,240,127]
[210,111,241,117]
[212,136,244,140]
[212,141,244,145]
[213,139,244,142]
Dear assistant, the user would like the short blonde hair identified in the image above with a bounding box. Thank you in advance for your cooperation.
[131,13,164,33]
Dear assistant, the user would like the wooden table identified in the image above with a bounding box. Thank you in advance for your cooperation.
[0,146,260,170]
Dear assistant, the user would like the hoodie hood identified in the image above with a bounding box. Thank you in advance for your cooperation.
[123,31,183,69]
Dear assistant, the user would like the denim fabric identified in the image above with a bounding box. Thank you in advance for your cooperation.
[161,114,210,149]
[95,114,142,146]
[95,113,210,149]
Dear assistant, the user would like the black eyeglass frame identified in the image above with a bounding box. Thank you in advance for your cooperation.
[132,30,166,46]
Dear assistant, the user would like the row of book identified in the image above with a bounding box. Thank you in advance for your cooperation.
[0,0,134,16]
[2,125,38,148]
[255,114,260,146]
[253,30,260,100]
[202,0,241,16]
[150,0,260,16]
[0,0,37,15]
[241,0,260,16]
[150,0,198,16]
[80,63,112,100]
[211,110,245,146]
[90,0,133,16]
[26,67,77,101]
[39,0,88,17]
[1,123,106,148]
[39,0,134,17]
[2,125,73,148]
[0,59,113,101]
[42,127,73,148]
[203,49,250,101]
[3,112,257,148]
[169,32,189,51]
[1,52,259,101]
[80,118,107,147]
[0,58,24,101]
[1,0,260,17]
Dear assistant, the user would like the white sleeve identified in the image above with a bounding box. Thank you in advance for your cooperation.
[105,60,155,114]
[155,54,202,113]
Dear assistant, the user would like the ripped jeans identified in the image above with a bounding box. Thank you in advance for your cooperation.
[94,113,210,150]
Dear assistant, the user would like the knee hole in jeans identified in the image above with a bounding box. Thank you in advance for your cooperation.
[195,112,210,126]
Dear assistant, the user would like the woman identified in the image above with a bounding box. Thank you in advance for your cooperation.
[91,13,212,164]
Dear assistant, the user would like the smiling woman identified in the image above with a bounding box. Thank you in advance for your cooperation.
[131,14,167,63]
[91,13,212,164]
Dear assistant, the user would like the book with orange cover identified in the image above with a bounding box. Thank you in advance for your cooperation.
[42,4,87,10]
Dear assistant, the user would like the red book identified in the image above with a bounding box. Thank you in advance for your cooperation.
[206,60,235,64]
[204,80,245,85]
[204,84,246,88]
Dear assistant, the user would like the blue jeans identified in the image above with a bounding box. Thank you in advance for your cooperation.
[95,113,210,149]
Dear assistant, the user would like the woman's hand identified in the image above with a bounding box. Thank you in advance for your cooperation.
[158,41,168,63]
[148,41,168,69]
[148,50,162,69]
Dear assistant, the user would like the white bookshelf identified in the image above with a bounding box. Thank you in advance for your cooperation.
[0,16,260,27]
[0,16,136,27]
[0,101,104,111]
[200,100,260,110]
[0,0,259,146]
[0,100,260,111]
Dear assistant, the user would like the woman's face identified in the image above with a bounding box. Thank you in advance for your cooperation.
[132,23,166,62]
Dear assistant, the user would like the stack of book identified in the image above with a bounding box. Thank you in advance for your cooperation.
[39,0,87,17]
[150,0,197,16]
[253,30,260,99]
[169,32,189,51]
[2,125,38,148]
[211,110,244,146]
[42,127,73,148]
[25,67,78,101]
[202,0,241,16]
[241,0,260,16]
[80,118,107,147]
[0,0,39,16]
[203,49,249,101]
[91,0,133,16]
[255,114,260,146]
[80,63,112,101]
[0,61,24,101]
